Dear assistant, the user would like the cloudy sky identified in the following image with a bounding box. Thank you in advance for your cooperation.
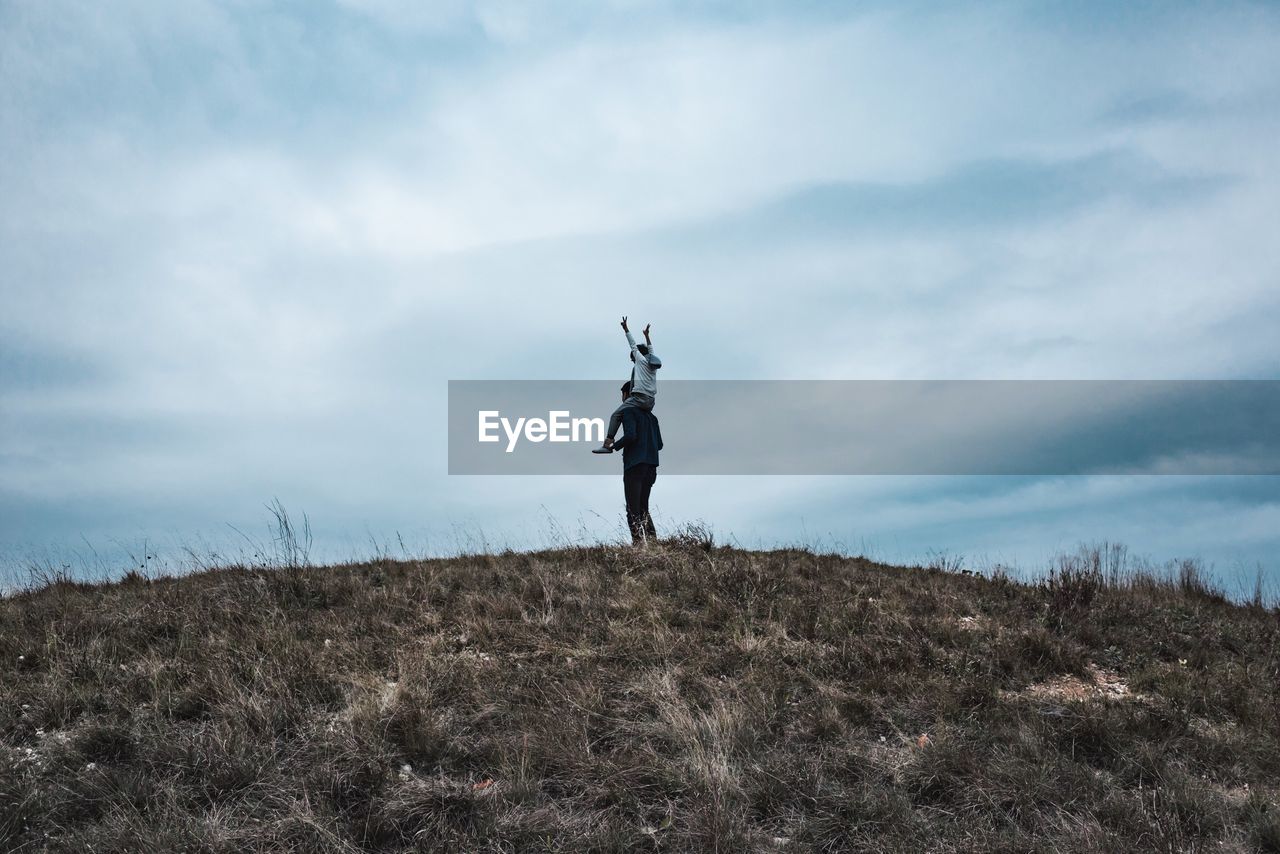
[3,0,1279,586]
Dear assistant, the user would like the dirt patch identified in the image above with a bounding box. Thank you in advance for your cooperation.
[954,614,990,631]
[1010,664,1135,702]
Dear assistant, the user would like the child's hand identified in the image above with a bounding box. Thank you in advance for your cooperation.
[620,316,629,332]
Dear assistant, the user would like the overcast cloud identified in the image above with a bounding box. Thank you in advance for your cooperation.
[3,0,1279,586]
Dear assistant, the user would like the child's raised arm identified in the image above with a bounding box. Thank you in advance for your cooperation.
[621,315,639,352]
[641,323,660,367]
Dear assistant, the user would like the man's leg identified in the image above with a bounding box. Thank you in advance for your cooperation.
[639,464,657,540]
[623,466,645,543]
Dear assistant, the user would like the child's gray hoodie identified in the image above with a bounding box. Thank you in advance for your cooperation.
[626,330,662,398]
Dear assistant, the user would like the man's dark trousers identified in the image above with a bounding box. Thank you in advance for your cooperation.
[624,463,657,544]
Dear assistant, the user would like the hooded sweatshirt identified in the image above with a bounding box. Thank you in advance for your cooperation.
[626,330,662,398]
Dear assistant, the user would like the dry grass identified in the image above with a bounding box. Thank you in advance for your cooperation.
[2,540,1279,852]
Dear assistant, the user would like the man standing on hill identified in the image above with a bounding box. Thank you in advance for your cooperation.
[609,380,663,544]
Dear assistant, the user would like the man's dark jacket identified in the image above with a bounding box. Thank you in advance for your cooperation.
[612,408,662,469]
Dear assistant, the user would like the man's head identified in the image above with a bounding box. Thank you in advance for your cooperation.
[621,381,632,401]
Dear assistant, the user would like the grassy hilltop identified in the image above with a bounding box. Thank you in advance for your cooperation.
[2,537,1279,853]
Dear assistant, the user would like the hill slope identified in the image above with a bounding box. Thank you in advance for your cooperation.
[2,542,1279,852]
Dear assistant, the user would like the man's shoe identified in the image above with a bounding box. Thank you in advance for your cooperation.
[591,446,614,454]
